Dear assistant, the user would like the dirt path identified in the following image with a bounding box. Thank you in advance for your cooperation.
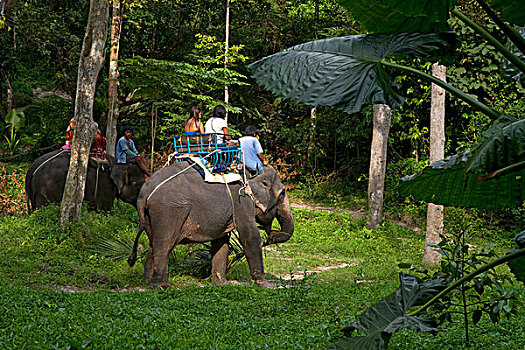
[290,199,422,231]
[290,200,366,218]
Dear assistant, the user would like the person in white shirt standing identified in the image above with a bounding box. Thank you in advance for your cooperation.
[204,105,231,143]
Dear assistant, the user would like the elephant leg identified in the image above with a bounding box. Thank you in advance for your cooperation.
[148,204,189,285]
[211,235,229,285]
[143,247,154,280]
[150,241,171,285]
[235,208,269,286]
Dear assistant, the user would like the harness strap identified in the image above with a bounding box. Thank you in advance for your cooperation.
[238,149,267,213]
[148,149,220,201]
[221,174,237,229]
[94,160,101,209]
[33,150,68,176]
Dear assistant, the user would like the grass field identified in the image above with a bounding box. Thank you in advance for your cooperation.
[0,198,523,349]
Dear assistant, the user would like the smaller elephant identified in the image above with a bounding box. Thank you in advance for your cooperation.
[25,150,146,212]
[128,163,294,286]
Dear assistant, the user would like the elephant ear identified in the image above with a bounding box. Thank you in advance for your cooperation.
[249,176,271,213]
[249,166,285,213]
[110,164,129,193]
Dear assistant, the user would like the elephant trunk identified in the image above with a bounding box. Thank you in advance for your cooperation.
[264,192,294,246]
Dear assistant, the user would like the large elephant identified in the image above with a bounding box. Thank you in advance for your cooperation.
[25,149,146,213]
[128,162,294,286]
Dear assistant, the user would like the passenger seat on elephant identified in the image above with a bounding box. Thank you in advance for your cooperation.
[61,116,108,163]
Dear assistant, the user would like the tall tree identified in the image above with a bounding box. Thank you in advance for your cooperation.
[368,104,391,228]
[0,0,19,22]
[224,0,230,122]
[106,0,123,157]
[60,0,110,226]
[422,62,446,265]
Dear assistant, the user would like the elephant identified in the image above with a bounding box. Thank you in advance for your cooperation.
[128,162,294,287]
[25,149,146,213]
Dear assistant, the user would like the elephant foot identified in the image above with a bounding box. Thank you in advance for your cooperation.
[159,282,172,290]
[254,279,275,289]
[211,271,229,286]
[211,279,230,286]
[150,280,171,289]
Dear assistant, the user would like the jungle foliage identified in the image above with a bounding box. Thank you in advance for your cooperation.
[0,203,523,349]
[1,0,520,186]
[0,1,524,347]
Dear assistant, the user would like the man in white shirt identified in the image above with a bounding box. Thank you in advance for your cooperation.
[204,105,231,143]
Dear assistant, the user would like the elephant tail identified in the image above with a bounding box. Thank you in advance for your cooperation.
[127,226,144,267]
[128,195,148,267]
[25,171,33,215]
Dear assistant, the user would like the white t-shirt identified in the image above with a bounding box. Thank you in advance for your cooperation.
[204,117,228,143]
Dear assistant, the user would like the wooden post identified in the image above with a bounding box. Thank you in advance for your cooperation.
[422,63,447,266]
[368,104,391,229]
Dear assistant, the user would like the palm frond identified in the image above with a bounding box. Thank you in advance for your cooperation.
[89,236,147,262]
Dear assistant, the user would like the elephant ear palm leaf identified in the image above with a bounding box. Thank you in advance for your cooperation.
[329,273,447,349]
[249,33,451,114]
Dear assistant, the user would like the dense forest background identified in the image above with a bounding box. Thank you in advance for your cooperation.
[1,0,523,206]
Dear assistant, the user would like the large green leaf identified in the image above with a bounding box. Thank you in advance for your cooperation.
[489,0,525,26]
[398,151,525,209]
[249,33,450,115]
[329,273,447,350]
[338,0,455,33]
[507,231,525,286]
[465,115,525,175]
[337,1,524,33]
[5,109,24,132]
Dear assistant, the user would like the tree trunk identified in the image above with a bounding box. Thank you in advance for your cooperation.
[224,0,230,123]
[422,63,446,266]
[60,0,109,227]
[368,104,391,229]
[1,0,19,21]
[309,106,317,174]
[150,104,157,172]
[106,0,122,157]
[3,72,13,113]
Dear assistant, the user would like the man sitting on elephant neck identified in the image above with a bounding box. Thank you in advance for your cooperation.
[116,125,151,178]
[239,125,265,176]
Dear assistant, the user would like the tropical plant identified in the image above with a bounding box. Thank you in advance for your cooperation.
[92,231,253,280]
[3,109,24,155]
[401,226,521,346]
[330,231,525,349]
[172,235,248,279]
[248,0,525,222]
[89,236,146,262]
[247,1,525,349]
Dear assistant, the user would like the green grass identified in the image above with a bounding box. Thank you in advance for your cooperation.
[0,202,523,349]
